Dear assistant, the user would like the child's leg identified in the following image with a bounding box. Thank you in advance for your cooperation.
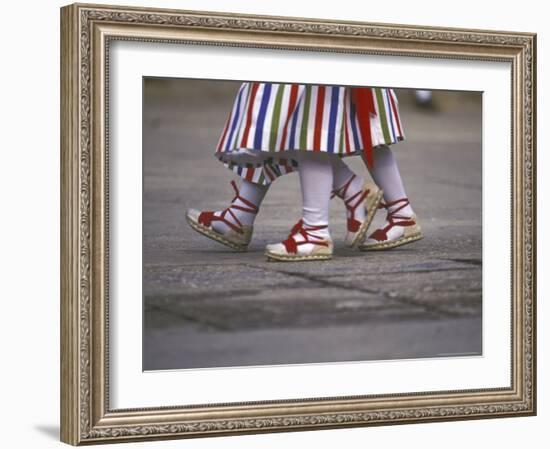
[210,180,268,235]
[186,179,268,251]
[367,145,413,216]
[330,157,384,248]
[265,152,333,260]
[360,145,423,250]
[331,157,366,223]
[298,153,332,239]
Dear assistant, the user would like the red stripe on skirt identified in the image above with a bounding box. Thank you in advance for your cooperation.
[216,115,231,152]
[389,91,403,137]
[240,83,260,147]
[279,85,299,151]
[313,85,326,151]
[245,167,254,181]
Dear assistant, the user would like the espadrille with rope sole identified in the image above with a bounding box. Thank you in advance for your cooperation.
[359,198,423,251]
[331,175,383,249]
[186,181,257,251]
[265,221,333,262]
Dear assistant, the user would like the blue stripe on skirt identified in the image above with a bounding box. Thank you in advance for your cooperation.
[253,83,272,148]
[384,90,396,141]
[224,86,245,152]
[349,101,361,149]
[327,87,340,153]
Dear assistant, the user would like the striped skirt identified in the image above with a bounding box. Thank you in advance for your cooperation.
[215,83,405,185]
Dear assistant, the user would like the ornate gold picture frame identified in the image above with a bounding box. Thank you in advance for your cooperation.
[60,2,536,445]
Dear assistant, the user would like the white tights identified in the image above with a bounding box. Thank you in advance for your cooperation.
[366,145,413,216]
[210,180,268,235]
[212,146,412,237]
[295,152,334,239]
[285,152,367,241]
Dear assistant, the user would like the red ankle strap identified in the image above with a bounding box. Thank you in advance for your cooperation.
[370,198,415,242]
[331,174,356,200]
[282,221,329,254]
[379,197,411,219]
[288,219,303,238]
[198,181,259,234]
[332,175,369,232]
[379,197,409,210]
[227,180,259,214]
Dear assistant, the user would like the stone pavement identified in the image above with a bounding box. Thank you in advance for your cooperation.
[142,79,482,370]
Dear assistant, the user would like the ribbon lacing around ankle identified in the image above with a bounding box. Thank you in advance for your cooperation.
[282,222,329,254]
[331,174,369,232]
[370,198,415,242]
[198,180,258,234]
[288,219,304,237]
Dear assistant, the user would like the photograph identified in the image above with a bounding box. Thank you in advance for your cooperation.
[59,3,536,445]
[142,78,483,370]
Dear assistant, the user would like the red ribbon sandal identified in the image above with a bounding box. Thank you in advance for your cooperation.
[331,175,384,248]
[360,198,423,251]
[265,221,333,262]
[185,180,258,251]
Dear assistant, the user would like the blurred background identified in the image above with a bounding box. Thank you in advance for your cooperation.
[142,78,482,370]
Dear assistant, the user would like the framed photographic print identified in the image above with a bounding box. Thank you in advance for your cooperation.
[60,2,537,445]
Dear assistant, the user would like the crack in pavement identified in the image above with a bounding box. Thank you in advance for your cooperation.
[245,263,478,318]
[441,257,482,266]
[311,266,479,277]
[144,261,481,329]
[144,262,479,276]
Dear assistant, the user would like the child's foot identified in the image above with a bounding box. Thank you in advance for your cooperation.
[331,175,384,248]
[265,221,333,261]
[185,181,257,251]
[359,198,423,251]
